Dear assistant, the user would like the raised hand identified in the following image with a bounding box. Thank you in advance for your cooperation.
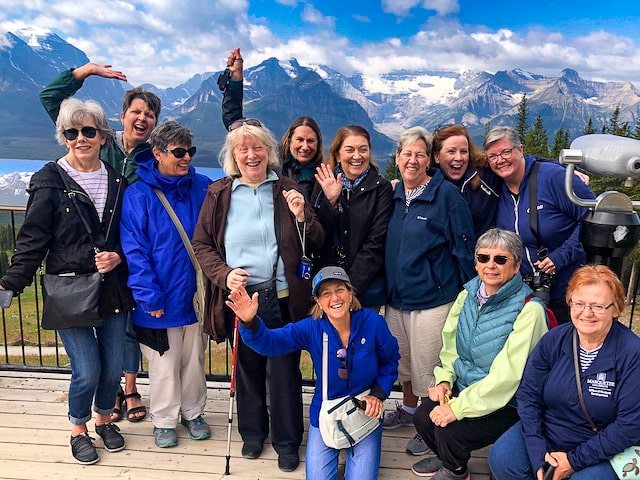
[314,163,342,206]
[226,47,243,81]
[282,189,305,222]
[225,285,259,323]
[71,62,127,82]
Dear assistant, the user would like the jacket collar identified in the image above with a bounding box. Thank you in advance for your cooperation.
[560,322,619,375]
[394,168,445,203]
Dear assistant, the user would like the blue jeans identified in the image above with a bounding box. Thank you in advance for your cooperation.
[489,422,617,480]
[305,424,382,480]
[122,313,141,374]
[58,312,127,425]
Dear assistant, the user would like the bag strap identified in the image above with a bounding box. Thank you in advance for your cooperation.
[572,328,599,433]
[153,188,201,274]
[323,331,328,402]
[528,161,542,250]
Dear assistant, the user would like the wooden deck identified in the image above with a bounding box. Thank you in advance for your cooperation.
[0,370,491,479]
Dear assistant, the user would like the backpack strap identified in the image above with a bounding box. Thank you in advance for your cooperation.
[525,294,558,329]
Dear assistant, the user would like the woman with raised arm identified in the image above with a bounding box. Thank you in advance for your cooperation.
[40,62,163,422]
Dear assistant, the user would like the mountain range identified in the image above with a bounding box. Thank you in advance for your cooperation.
[2,28,640,168]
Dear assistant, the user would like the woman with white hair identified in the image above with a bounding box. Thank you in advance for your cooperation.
[192,118,324,472]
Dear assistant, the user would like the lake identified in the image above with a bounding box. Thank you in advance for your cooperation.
[0,158,225,209]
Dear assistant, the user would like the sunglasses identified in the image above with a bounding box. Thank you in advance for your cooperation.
[475,253,512,265]
[63,126,98,141]
[229,118,262,132]
[163,146,197,158]
[336,348,348,380]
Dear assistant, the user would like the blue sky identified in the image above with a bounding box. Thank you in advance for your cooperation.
[1,0,640,88]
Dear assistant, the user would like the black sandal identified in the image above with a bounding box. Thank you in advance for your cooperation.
[111,387,125,422]
[124,391,147,423]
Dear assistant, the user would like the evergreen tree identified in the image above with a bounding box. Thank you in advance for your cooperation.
[633,120,640,140]
[383,153,400,181]
[515,93,529,142]
[525,116,549,157]
[550,127,571,160]
[603,105,631,137]
[583,118,596,135]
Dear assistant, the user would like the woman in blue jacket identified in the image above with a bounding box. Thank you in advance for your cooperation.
[120,121,211,449]
[490,265,640,480]
[382,127,475,450]
[225,266,399,480]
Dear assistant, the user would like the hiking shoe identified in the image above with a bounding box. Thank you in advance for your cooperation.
[70,433,99,465]
[411,456,444,477]
[95,422,125,452]
[383,403,414,429]
[153,427,178,448]
[431,467,470,480]
[406,432,431,456]
[180,415,211,440]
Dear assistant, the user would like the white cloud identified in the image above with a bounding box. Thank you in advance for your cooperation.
[422,0,459,15]
[381,0,421,16]
[301,4,335,27]
[382,0,459,16]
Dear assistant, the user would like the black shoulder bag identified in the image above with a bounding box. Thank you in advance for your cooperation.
[40,163,117,330]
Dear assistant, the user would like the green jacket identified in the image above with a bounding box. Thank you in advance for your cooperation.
[39,69,147,183]
[434,286,548,420]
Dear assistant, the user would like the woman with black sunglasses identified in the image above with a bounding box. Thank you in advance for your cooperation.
[0,98,135,464]
[409,228,548,480]
[225,266,399,480]
[120,121,211,449]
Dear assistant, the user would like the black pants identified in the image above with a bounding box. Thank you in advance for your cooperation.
[414,398,519,472]
[234,297,303,455]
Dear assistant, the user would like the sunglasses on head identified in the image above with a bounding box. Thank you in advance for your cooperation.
[475,253,512,265]
[163,146,197,158]
[336,348,348,380]
[229,118,262,132]
[63,126,98,141]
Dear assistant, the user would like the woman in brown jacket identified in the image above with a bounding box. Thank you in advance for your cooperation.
[192,118,324,472]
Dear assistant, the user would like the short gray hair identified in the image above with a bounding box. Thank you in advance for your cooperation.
[475,228,523,264]
[483,126,521,151]
[219,123,280,177]
[55,98,113,146]
[149,121,193,151]
[397,126,432,156]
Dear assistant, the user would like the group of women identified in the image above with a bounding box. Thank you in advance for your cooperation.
[1,49,638,480]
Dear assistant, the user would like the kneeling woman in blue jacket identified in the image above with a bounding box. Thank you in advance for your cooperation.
[120,121,211,448]
[226,266,399,480]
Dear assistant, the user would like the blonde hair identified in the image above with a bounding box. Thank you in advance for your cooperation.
[219,123,280,177]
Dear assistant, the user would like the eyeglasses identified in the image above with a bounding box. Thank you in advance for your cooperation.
[475,253,512,265]
[399,151,428,161]
[569,301,614,315]
[163,146,197,158]
[336,348,348,380]
[63,126,98,141]
[229,118,262,132]
[486,147,518,163]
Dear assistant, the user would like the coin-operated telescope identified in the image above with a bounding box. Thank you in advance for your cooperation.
[560,134,640,277]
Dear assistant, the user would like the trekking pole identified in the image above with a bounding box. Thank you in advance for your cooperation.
[225,315,240,475]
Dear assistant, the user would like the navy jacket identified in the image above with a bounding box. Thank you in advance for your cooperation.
[239,308,399,428]
[495,155,595,301]
[517,322,640,472]
[120,149,210,329]
[385,169,476,310]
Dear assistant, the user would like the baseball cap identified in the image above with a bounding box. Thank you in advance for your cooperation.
[312,266,351,296]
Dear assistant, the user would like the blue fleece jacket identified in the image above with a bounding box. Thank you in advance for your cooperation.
[239,308,399,428]
[495,155,595,301]
[120,149,210,329]
[517,322,640,473]
[385,169,476,310]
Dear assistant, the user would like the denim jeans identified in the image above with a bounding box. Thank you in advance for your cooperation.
[305,423,382,480]
[489,422,617,480]
[122,313,141,374]
[58,312,127,425]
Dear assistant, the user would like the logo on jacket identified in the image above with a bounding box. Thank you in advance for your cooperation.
[587,372,615,398]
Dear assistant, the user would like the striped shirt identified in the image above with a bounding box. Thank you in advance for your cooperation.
[579,345,602,372]
[58,158,108,221]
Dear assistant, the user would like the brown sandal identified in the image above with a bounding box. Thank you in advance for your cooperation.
[124,391,147,422]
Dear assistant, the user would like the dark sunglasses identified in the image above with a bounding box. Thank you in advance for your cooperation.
[229,118,262,132]
[163,146,197,158]
[63,126,98,141]
[475,253,512,265]
[336,348,348,380]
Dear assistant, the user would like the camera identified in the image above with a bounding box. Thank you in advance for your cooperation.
[297,256,313,280]
[524,247,553,305]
